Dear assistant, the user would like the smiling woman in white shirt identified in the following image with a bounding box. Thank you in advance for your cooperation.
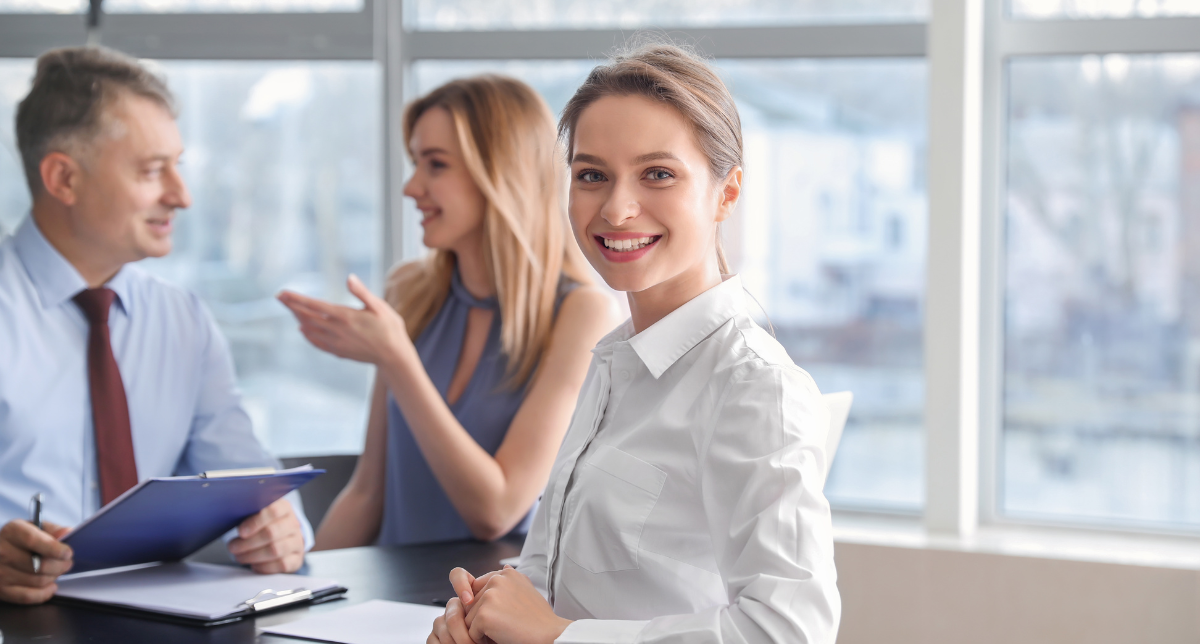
[428,43,841,644]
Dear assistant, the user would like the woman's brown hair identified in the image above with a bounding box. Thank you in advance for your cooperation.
[387,75,592,387]
[558,41,742,274]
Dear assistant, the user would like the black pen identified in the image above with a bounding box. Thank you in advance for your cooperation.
[29,492,43,574]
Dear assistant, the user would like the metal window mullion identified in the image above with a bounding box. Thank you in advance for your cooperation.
[378,0,406,272]
[976,0,1008,528]
[999,16,1200,56]
[403,23,927,61]
[925,0,985,537]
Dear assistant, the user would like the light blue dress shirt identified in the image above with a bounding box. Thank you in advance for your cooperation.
[0,216,312,547]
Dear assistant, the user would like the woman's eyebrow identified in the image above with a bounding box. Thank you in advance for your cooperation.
[571,152,606,165]
[632,151,680,164]
[418,147,450,157]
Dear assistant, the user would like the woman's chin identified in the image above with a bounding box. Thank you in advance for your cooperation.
[594,269,654,294]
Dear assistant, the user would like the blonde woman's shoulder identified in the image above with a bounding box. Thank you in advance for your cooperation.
[555,284,622,347]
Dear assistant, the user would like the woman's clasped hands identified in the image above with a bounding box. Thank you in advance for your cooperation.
[277,274,414,368]
[428,565,572,644]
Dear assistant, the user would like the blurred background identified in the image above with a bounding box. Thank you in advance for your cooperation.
[2,2,1200,640]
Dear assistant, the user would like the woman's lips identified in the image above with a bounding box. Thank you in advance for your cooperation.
[594,234,661,263]
[146,218,173,236]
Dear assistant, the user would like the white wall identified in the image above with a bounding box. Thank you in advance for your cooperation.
[834,541,1200,643]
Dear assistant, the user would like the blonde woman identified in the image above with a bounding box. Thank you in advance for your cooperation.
[278,75,617,547]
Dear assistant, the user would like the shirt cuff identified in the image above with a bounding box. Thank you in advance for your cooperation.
[556,620,650,644]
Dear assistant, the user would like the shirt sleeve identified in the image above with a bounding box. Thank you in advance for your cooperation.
[558,364,840,644]
[518,481,552,600]
[175,296,315,551]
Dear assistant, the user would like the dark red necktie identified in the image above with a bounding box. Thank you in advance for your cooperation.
[74,288,138,505]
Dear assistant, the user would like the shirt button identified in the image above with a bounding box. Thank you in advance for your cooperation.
[620,370,631,380]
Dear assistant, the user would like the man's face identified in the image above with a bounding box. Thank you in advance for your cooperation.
[69,92,190,264]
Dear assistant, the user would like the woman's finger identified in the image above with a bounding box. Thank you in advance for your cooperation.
[277,289,331,310]
[346,274,386,313]
[448,567,477,604]
[444,598,475,643]
[428,615,447,644]
[278,291,352,319]
[279,298,337,326]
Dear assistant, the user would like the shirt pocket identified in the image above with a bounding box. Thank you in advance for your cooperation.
[561,445,667,573]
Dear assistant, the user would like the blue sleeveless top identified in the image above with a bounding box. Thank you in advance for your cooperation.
[378,268,577,545]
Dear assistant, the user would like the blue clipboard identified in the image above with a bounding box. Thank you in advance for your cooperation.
[61,466,324,574]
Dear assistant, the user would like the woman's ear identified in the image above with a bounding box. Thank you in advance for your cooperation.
[715,166,742,223]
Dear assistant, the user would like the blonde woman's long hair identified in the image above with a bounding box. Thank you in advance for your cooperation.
[386,75,592,387]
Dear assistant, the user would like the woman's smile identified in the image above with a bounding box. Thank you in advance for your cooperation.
[594,233,662,262]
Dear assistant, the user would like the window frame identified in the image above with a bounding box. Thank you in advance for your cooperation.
[978,7,1200,536]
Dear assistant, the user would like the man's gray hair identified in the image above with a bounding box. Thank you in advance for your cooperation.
[15,46,176,195]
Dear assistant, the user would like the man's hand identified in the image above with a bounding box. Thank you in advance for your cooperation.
[228,499,305,573]
[0,519,72,605]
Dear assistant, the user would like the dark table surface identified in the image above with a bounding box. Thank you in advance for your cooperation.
[0,537,523,644]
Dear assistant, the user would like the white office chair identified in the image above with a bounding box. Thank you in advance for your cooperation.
[821,391,853,489]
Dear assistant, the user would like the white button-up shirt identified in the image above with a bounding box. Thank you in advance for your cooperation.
[518,275,840,644]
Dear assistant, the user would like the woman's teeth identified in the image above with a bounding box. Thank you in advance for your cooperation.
[602,236,657,252]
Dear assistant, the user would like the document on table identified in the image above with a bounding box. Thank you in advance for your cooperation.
[261,599,445,644]
[55,562,344,623]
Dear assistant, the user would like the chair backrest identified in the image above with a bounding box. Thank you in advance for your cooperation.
[821,391,853,488]
[280,454,359,529]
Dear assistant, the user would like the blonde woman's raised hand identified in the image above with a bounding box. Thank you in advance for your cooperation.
[277,274,415,367]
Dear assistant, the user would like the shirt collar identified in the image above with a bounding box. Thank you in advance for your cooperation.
[623,274,746,379]
[13,215,134,316]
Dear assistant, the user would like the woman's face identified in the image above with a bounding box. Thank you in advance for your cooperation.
[403,107,488,254]
[568,94,739,295]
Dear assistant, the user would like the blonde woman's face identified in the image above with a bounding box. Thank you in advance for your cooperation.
[568,94,738,294]
[403,107,488,254]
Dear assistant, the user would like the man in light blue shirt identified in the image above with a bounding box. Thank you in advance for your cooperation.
[0,47,312,605]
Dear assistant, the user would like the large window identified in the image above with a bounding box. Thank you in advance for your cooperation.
[989,3,1200,535]
[1002,54,1200,529]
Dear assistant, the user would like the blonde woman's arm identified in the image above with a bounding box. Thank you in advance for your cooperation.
[385,285,617,539]
[279,277,619,540]
[313,376,389,550]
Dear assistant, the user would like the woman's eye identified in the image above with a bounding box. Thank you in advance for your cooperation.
[577,170,606,183]
[429,159,447,170]
[645,168,674,181]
